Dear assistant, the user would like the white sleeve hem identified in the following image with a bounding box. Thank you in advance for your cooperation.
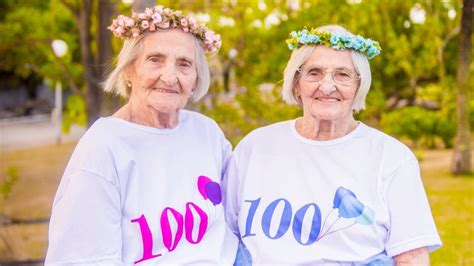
[45,255,123,265]
[386,235,442,257]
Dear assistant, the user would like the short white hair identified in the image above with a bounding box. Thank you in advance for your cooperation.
[282,25,372,112]
[103,30,210,101]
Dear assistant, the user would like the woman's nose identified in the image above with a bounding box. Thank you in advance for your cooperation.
[159,64,178,86]
[318,74,336,95]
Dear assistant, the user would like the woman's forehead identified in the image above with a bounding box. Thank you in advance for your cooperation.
[141,30,197,57]
[304,46,353,68]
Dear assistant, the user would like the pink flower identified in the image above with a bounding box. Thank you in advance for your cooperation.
[141,20,149,29]
[126,18,135,27]
[154,5,164,13]
[144,8,153,18]
[152,13,162,23]
[115,26,125,35]
[138,13,147,20]
[164,8,171,15]
[117,16,126,27]
[180,18,188,27]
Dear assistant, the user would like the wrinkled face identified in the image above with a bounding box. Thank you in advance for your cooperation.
[296,45,359,122]
[126,29,198,114]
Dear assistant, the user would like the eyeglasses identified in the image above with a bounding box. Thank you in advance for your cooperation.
[297,66,360,86]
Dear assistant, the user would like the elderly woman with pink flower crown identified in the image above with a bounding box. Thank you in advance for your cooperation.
[45,5,237,264]
[226,25,442,265]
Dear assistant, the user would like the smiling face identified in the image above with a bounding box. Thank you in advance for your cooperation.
[296,45,359,123]
[126,29,198,115]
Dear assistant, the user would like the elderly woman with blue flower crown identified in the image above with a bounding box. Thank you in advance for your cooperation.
[225,25,441,265]
[45,5,238,264]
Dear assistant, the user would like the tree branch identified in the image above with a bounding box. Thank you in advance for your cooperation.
[59,0,79,18]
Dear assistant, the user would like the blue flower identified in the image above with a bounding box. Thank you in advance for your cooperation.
[286,28,381,59]
[308,34,319,43]
[330,34,340,45]
[352,36,365,50]
[365,39,374,47]
[367,46,380,59]
[339,35,350,43]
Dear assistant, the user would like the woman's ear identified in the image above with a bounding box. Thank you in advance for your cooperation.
[294,84,301,99]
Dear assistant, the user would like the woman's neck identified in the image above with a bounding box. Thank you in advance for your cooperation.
[113,102,180,129]
[296,115,358,141]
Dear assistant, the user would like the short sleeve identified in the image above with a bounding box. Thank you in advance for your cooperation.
[384,158,442,257]
[45,169,123,265]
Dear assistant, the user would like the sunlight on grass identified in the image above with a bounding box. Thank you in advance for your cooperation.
[419,149,474,265]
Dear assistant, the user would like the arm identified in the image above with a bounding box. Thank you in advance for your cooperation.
[394,247,430,266]
[384,157,441,259]
[45,169,123,265]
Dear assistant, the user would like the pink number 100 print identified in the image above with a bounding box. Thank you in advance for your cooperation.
[131,202,209,264]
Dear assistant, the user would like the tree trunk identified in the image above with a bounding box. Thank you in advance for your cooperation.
[76,0,102,127]
[97,0,120,114]
[452,0,472,175]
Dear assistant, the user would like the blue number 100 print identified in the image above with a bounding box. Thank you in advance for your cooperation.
[242,198,322,246]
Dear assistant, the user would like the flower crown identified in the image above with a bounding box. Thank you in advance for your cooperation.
[107,5,221,53]
[286,28,382,59]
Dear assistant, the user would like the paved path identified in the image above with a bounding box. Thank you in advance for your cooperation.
[0,114,85,151]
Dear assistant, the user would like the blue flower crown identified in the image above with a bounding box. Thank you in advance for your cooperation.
[286,28,382,59]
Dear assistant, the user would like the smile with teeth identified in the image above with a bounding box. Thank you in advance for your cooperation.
[315,97,341,102]
[153,88,178,94]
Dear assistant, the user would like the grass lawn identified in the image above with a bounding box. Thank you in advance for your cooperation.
[0,142,473,264]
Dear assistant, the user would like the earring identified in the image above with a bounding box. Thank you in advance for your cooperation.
[190,90,194,96]
[126,80,132,88]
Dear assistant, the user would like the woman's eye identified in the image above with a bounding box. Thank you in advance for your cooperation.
[148,57,161,63]
[308,70,323,76]
[179,62,192,68]
[335,71,351,79]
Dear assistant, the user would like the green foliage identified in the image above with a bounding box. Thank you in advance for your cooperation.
[0,166,19,200]
[62,94,87,133]
[1,0,469,145]
[380,106,456,148]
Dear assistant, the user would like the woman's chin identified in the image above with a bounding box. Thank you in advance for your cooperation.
[147,96,187,114]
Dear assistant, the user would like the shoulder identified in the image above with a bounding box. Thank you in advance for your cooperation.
[76,118,116,149]
[236,120,293,152]
[181,110,222,132]
[364,125,416,161]
[361,124,418,181]
[62,118,123,184]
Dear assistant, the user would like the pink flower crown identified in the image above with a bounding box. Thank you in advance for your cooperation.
[107,5,221,53]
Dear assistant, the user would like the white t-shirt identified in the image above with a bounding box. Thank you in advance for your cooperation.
[225,120,441,265]
[46,110,238,265]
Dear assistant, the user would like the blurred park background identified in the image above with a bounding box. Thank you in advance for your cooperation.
[0,0,472,264]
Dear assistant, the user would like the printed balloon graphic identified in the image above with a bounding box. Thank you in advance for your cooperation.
[333,187,356,209]
[197,175,222,205]
[338,195,364,218]
[197,175,212,199]
[204,182,222,205]
[355,206,375,225]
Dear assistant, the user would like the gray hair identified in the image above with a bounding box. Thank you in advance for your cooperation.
[103,31,210,101]
[282,25,372,112]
